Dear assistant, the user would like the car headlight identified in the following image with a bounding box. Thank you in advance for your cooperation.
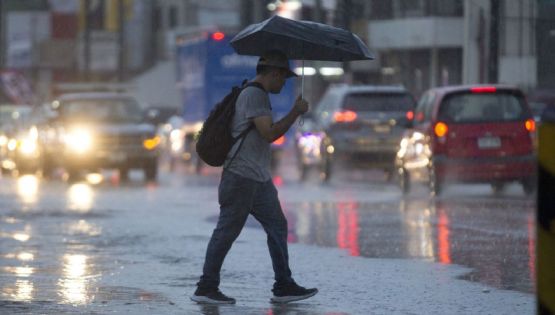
[143,136,161,150]
[65,128,93,153]
[0,135,8,147]
[19,138,38,155]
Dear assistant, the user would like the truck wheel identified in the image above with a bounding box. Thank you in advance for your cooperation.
[144,159,158,181]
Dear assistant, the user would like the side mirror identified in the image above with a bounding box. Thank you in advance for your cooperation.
[143,109,161,124]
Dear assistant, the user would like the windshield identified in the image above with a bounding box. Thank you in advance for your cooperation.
[0,106,32,130]
[438,92,528,123]
[342,93,414,112]
[60,99,143,123]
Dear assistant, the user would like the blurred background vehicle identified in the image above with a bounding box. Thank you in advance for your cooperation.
[396,85,536,196]
[172,29,295,173]
[527,89,555,124]
[39,92,160,181]
[296,84,416,181]
[0,104,38,175]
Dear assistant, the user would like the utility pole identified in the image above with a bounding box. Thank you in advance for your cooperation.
[338,0,352,83]
[117,0,125,82]
[0,0,5,68]
[314,0,324,23]
[488,0,500,83]
[84,0,91,80]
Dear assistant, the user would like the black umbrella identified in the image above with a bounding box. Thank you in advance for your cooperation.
[230,15,374,95]
[230,15,374,61]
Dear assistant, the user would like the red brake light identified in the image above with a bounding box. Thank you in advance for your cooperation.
[273,135,285,146]
[416,112,424,122]
[525,119,535,132]
[471,86,497,93]
[212,32,225,41]
[434,122,448,138]
[334,110,357,123]
[406,110,414,120]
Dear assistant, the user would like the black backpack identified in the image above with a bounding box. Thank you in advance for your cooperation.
[195,81,264,167]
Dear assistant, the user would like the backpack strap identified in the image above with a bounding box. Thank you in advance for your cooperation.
[224,124,254,169]
[223,81,267,169]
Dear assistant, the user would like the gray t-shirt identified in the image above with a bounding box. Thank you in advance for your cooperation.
[224,85,273,182]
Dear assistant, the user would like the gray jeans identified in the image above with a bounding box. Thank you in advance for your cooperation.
[197,170,293,290]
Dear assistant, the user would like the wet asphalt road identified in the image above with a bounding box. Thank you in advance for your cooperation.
[0,151,535,314]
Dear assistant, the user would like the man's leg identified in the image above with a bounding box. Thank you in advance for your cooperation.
[251,179,318,303]
[195,172,256,299]
[250,179,292,286]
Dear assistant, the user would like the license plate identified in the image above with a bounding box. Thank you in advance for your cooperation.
[477,136,501,149]
[374,125,391,133]
[109,152,127,162]
[356,138,376,145]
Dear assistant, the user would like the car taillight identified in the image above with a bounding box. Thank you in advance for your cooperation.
[471,86,497,93]
[525,119,535,132]
[434,122,448,138]
[334,110,357,123]
[212,32,225,41]
[273,135,285,146]
[406,110,414,121]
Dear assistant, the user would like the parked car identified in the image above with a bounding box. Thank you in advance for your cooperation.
[40,93,160,181]
[296,84,416,181]
[395,85,536,196]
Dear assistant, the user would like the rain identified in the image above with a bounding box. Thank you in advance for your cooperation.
[0,1,553,314]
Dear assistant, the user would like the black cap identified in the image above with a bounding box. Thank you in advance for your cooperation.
[257,50,298,78]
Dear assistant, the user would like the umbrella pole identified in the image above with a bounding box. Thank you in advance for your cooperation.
[301,59,305,98]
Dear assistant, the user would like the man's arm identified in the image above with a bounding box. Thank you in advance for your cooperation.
[253,96,309,143]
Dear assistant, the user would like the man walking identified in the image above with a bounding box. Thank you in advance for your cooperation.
[191,50,318,304]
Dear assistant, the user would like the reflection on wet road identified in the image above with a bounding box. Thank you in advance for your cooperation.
[0,169,536,313]
[280,195,535,293]
[1,174,105,309]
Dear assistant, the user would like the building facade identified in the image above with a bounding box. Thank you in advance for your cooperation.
[364,0,538,98]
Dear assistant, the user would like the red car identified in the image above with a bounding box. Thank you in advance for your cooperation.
[395,85,536,195]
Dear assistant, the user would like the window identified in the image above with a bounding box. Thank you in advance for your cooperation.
[342,93,415,112]
[61,99,143,123]
[414,91,435,123]
[438,92,527,123]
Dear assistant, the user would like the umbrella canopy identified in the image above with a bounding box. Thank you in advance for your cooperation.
[230,15,374,62]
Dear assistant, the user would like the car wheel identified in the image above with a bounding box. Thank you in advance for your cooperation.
[299,163,309,181]
[66,168,81,182]
[195,155,203,174]
[321,155,332,183]
[429,165,442,196]
[119,167,129,181]
[144,159,158,181]
[398,167,411,195]
[41,156,55,178]
[521,178,536,196]
[491,182,505,195]
[17,165,36,175]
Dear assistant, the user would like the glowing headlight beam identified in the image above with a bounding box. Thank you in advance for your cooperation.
[65,128,93,154]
